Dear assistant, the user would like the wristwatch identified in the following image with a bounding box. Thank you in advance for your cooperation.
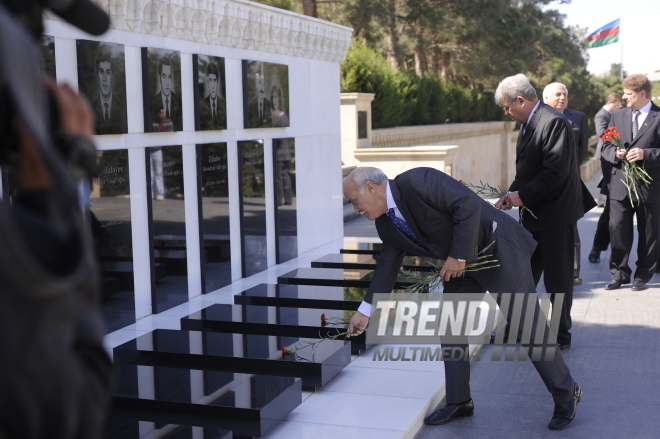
[457,259,466,263]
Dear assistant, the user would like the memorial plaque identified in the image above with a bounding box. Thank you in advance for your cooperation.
[90,149,136,332]
[278,267,417,289]
[358,111,367,139]
[238,141,267,278]
[340,242,386,255]
[273,138,297,263]
[111,342,303,436]
[197,143,232,293]
[242,60,289,128]
[143,48,183,132]
[312,253,442,272]
[77,40,128,135]
[39,35,56,78]
[146,145,188,313]
[114,329,350,388]
[181,304,367,355]
[234,283,370,311]
[193,55,227,131]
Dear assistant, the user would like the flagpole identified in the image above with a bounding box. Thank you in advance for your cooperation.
[620,15,624,79]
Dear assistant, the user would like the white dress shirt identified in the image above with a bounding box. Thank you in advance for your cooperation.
[634,100,652,129]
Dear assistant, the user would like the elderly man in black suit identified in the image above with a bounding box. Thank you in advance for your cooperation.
[589,93,622,263]
[602,74,660,291]
[497,74,595,351]
[344,166,581,430]
[542,82,589,286]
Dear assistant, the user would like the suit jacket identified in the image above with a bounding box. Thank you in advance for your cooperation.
[198,95,227,131]
[602,103,660,203]
[563,109,589,163]
[92,95,127,135]
[150,91,182,131]
[364,167,538,304]
[508,102,590,232]
[594,107,613,194]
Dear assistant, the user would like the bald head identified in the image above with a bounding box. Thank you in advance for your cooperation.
[543,83,568,112]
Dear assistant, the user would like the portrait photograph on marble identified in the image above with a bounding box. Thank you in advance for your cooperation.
[38,35,56,78]
[197,143,232,293]
[193,55,227,131]
[88,149,135,332]
[242,60,290,129]
[145,145,189,313]
[273,138,297,263]
[238,140,267,277]
[142,48,183,133]
[77,40,128,135]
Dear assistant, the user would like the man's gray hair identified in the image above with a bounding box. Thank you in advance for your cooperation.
[494,74,537,106]
[542,82,568,101]
[347,167,388,193]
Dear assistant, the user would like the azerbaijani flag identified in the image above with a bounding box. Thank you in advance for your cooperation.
[584,18,620,48]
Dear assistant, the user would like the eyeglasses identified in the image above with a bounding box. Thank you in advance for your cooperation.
[502,100,516,113]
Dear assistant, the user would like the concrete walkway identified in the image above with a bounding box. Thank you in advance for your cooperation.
[346,171,660,438]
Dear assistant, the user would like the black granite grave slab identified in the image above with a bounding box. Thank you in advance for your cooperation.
[311,253,442,272]
[278,267,417,289]
[234,284,368,310]
[110,360,300,438]
[113,329,350,388]
[181,304,367,355]
[90,149,136,333]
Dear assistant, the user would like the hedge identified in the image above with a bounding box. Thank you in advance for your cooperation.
[341,43,505,128]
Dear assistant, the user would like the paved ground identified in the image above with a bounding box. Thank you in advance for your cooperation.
[345,171,660,438]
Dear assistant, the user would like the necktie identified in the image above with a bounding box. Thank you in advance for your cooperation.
[212,99,216,118]
[103,102,109,121]
[632,110,640,140]
[166,96,170,119]
[387,208,424,248]
[521,123,527,136]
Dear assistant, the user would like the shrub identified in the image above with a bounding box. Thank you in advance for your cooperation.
[341,43,505,128]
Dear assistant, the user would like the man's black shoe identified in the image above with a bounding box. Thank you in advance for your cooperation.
[573,277,582,286]
[588,249,600,263]
[424,399,474,425]
[632,280,648,291]
[548,384,581,430]
[605,279,627,290]
[559,342,571,350]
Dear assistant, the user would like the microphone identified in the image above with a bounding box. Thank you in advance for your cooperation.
[623,142,631,151]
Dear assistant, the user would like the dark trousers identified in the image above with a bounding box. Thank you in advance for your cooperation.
[574,223,581,278]
[609,198,660,282]
[530,224,575,346]
[442,269,575,406]
[592,196,611,251]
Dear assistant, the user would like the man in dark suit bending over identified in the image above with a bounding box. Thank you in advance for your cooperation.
[344,166,581,430]
[601,74,660,291]
[543,82,589,286]
[497,74,593,351]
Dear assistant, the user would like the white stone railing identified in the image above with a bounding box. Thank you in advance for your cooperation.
[45,0,353,63]
[371,122,514,148]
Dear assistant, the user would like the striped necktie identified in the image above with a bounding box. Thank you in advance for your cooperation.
[387,208,424,248]
[632,110,640,140]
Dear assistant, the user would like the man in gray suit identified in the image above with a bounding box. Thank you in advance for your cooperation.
[344,166,581,430]
[589,93,622,263]
[542,82,589,286]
